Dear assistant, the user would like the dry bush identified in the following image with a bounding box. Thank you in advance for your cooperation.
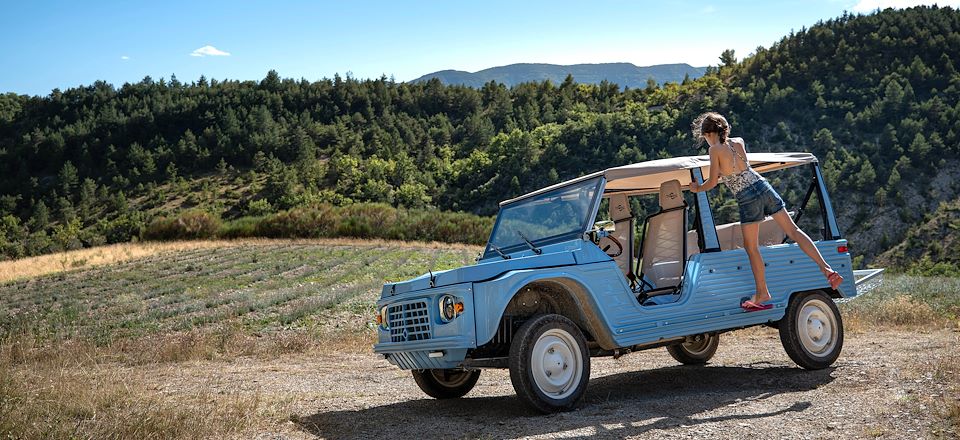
[843,295,944,331]
[143,210,223,241]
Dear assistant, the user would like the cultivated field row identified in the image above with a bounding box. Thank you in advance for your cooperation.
[0,241,478,344]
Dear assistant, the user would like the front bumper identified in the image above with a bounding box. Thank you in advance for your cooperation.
[373,283,476,369]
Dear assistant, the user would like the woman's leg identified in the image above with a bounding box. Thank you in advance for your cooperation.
[741,222,771,303]
[771,210,836,277]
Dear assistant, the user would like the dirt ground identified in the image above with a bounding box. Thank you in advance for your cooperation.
[130,327,959,440]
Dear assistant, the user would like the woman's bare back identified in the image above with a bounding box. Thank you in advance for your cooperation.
[709,137,749,176]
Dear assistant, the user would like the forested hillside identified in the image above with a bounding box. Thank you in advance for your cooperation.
[0,6,958,270]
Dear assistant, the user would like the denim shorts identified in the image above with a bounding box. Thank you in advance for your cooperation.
[735,179,786,224]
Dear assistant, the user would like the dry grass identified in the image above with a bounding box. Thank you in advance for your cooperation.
[0,360,264,440]
[0,238,481,284]
[0,325,371,440]
[843,295,944,331]
[840,274,960,332]
[0,241,228,284]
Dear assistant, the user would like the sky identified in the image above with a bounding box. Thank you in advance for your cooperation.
[1,0,957,96]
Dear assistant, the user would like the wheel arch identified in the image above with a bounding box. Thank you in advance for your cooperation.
[473,272,618,351]
[788,288,841,302]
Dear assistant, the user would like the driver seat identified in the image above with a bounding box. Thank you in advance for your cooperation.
[607,194,635,283]
[635,179,688,303]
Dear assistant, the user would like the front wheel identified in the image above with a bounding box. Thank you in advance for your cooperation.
[509,314,590,413]
[778,291,844,370]
[411,369,481,399]
[666,333,719,365]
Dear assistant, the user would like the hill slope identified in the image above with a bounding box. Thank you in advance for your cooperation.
[410,62,707,88]
[1,6,959,269]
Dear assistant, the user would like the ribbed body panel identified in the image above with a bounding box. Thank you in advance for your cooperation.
[610,240,853,347]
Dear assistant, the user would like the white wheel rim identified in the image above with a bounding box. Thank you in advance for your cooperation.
[531,328,583,399]
[797,299,838,357]
[681,335,713,355]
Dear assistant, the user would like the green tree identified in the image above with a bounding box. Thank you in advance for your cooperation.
[30,200,50,231]
[59,161,79,196]
[719,49,737,67]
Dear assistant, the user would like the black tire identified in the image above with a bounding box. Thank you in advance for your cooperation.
[509,314,590,413]
[666,333,719,365]
[778,290,844,370]
[411,369,481,399]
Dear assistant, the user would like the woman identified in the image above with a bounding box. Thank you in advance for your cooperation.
[688,112,843,311]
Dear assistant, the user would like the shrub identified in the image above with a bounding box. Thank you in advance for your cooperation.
[143,210,222,241]
[254,205,337,238]
[218,216,262,239]
[244,199,273,217]
[98,212,147,244]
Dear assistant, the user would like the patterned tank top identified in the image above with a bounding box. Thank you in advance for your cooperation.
[718,140,763,195]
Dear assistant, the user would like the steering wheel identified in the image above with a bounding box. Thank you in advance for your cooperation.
[597,235,623,258]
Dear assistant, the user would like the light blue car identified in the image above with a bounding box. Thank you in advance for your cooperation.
[373,152,883,413]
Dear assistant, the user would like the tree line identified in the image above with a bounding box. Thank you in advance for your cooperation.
[0,5,958,263]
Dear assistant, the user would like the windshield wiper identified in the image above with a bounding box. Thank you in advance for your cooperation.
[518,232,543,255]
[489,243,511,260]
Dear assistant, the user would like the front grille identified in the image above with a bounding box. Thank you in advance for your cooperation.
[388,300,431,342]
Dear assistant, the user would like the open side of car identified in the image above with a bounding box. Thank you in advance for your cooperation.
[373,152,882,413]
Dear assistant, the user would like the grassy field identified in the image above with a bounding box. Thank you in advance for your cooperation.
[0,241,957,439]
[0,240,479,439]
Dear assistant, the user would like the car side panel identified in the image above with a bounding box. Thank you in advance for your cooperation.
[612,239,854,347]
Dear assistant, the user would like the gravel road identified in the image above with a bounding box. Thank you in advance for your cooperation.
[142,328,958,439]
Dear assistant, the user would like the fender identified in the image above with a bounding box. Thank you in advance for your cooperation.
[472,261,628,350]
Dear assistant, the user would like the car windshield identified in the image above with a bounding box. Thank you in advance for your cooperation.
[483,177,602,259]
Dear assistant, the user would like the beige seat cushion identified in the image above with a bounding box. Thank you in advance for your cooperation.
[686,211,794,255]
[640,180,686,289]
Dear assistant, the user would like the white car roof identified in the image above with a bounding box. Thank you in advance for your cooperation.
[501,152,817,206]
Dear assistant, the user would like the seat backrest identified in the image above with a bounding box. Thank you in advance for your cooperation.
[640,180,686,289]
[685,211,794,255]
[607,194,634,280]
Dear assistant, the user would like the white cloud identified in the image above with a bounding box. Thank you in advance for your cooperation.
[190,45,231,57]
[701,5,716,13]
[120,55,130,60]
[851,0,960,12]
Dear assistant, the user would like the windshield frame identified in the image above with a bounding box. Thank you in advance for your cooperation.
[481,176,605,261]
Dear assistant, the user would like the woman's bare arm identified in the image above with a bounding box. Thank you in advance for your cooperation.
[691,147,721,192]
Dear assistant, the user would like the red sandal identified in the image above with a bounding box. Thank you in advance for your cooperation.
[741,298,773,312]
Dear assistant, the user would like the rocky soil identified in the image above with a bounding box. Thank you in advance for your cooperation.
[137,328,959,439]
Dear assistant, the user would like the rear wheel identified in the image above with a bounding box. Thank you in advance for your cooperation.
[411,369,481,399]
[778,291,844,370]
[509,314,590,413]
[666,333,719,365]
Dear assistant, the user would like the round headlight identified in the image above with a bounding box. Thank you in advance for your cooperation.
[439,295,457,323]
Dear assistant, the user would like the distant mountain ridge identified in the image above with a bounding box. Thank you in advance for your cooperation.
[410,62,707,88]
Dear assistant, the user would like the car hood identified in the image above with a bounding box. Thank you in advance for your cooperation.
[380,241,607,297]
